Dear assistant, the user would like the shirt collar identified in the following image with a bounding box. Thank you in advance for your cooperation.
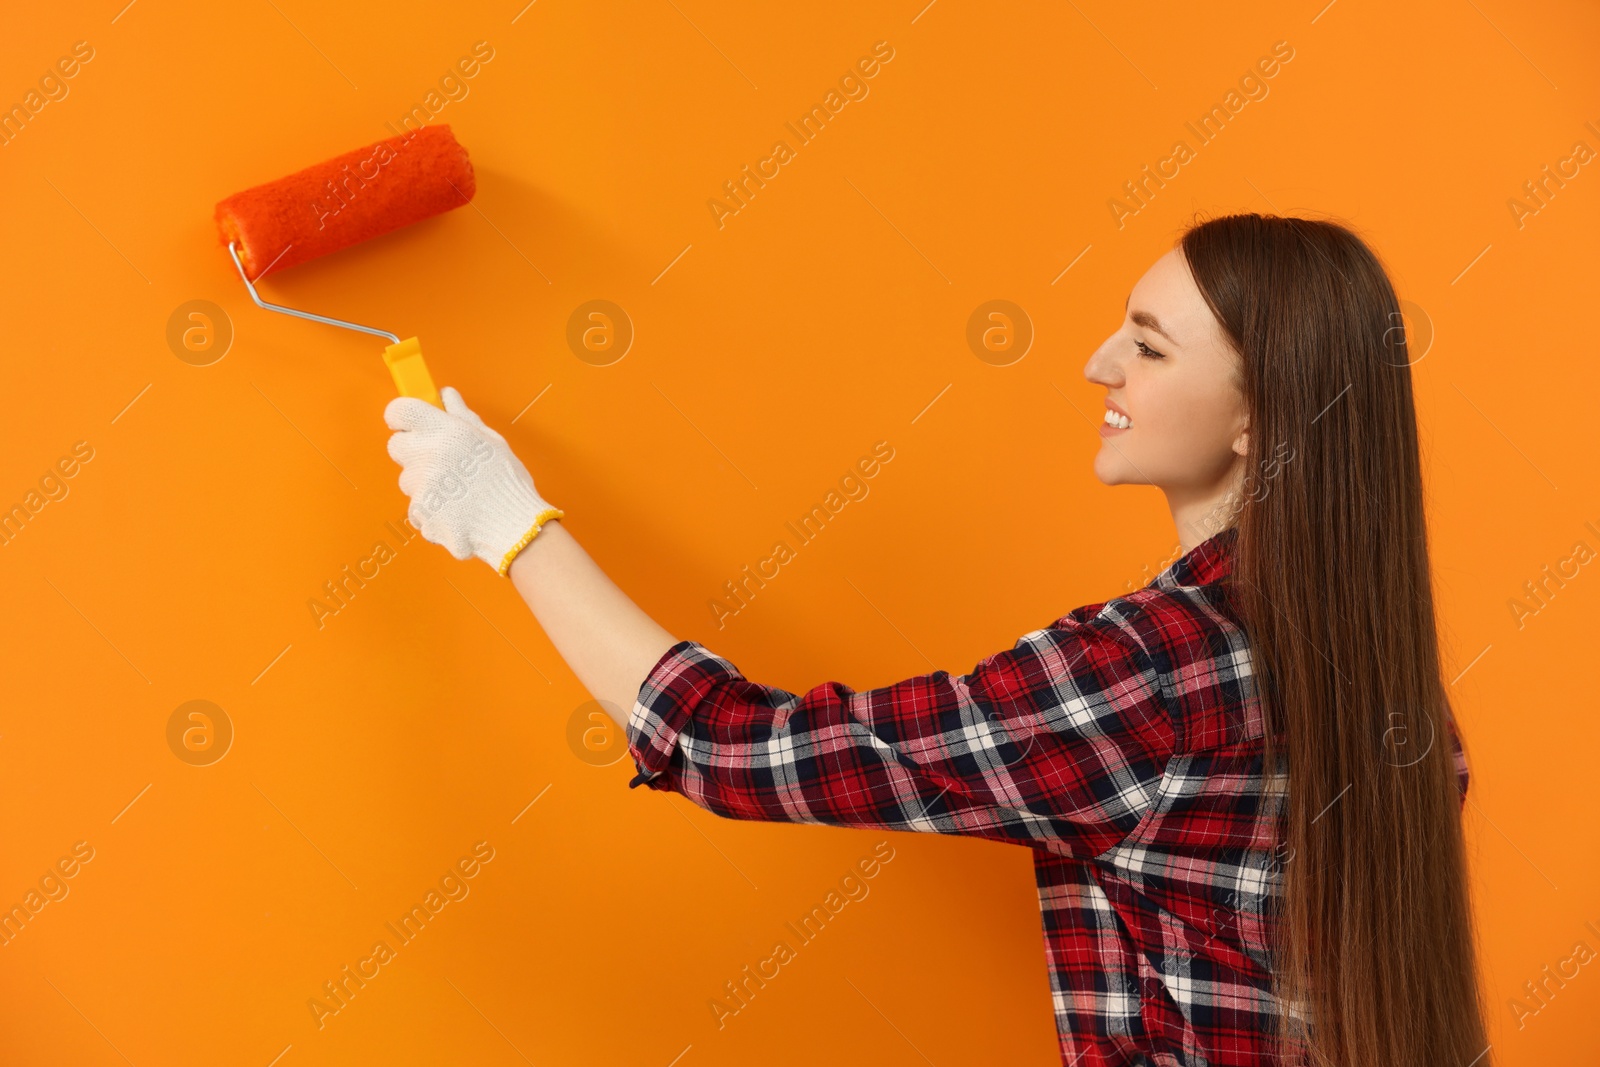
[1153,524,1237,590]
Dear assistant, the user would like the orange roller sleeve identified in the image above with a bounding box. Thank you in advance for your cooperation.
[214,123,476,280]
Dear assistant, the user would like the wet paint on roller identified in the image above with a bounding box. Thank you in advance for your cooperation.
[213,124,475,280]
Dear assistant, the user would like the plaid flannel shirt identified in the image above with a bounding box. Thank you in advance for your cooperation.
[626,525,1470,1066]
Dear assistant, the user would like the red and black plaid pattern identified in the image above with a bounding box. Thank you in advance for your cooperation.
[626,525,1470,1066]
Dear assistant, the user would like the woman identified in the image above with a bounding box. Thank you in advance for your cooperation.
[384,213,1490,1067]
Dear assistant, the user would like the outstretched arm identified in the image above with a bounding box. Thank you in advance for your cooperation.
[384,385,677,727]
[385,386,1176,856]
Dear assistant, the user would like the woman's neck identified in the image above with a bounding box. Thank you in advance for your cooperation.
[1166,467,1246,554]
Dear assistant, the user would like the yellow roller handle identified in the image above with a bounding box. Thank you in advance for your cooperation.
[382,336,442,408]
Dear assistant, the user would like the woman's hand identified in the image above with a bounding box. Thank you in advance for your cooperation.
[384,386,564,576]
[386,384,677,729]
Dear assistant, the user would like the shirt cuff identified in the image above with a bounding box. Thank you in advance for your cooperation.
[625,638,740,790]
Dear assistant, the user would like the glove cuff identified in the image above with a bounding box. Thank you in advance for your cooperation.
[495,505,565,576]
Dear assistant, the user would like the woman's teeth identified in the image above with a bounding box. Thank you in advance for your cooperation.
[1103,409,1131,429]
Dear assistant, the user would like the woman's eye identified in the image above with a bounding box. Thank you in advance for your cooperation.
[1134,339,1166,360]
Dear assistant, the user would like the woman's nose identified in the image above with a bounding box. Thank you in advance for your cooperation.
[1084,337,1123,386]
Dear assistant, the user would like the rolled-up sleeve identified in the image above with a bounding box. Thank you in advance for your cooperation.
[625,608,1175,857]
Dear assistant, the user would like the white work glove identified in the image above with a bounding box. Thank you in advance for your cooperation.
[384,385,564,576]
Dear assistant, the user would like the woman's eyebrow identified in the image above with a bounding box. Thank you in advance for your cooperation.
[1125,291,1179,346]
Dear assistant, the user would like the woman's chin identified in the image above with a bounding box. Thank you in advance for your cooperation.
[1092,452,1127,486]
[1092,453,1153,488]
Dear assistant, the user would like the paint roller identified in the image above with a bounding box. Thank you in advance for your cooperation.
[214,123,476,408]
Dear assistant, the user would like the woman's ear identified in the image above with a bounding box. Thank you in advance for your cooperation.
[1232,425,1250,458]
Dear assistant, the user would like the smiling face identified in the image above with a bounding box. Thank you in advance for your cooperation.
[1083,248,1251,541]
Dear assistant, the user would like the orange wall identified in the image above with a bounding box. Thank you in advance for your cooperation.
[1,1,1596,1064]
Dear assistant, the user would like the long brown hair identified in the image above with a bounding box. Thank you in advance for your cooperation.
[1178,213,1490,1067]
